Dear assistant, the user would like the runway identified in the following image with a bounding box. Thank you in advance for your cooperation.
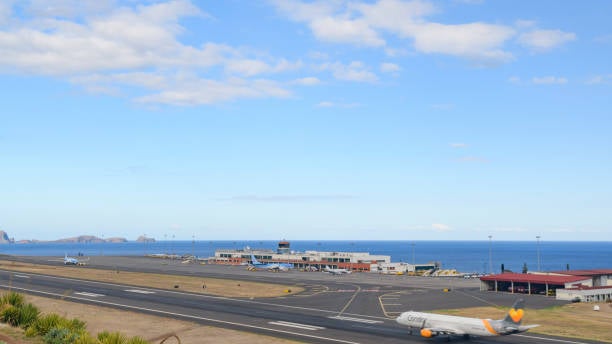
[0,256,604,344]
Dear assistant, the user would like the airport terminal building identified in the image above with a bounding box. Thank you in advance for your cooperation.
[480,269,612,302]
[213,241,391,272]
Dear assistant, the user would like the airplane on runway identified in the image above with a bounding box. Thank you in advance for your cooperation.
[396,298,538,339]
[249,254,293,271]
[63,253,88,265]
[324,265,351,274]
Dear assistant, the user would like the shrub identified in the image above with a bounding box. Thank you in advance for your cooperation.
[73,332,99,344]
[28,312,88,337]
[28,313,63,337]
[127,336,149,344]
[1,292,24,308]
[43,327,78,344]
[18,302,40,329]
[98,331,127,344]
[1,305,20,326]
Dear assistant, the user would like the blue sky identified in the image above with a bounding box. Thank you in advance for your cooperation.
[1,0,611,241]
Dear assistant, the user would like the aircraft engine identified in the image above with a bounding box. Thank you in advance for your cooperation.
[420,329,434,338]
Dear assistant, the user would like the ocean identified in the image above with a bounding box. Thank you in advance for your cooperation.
[1,240,610,274]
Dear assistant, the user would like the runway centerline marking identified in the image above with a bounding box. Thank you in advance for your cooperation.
[514,334,590,344]
[268,321,325,331]
[1,284,359,344]
[0,268,389,323]
[330,316,383,324]
[74,292,104,298]
[13,274,30,279]
[125,289,156,294]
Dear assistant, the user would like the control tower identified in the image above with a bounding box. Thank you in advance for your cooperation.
[277,241,290,254]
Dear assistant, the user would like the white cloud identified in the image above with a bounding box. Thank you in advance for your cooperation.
[293,77,321,86]
[450,143,468,148]
[0,1,302,105]
[25,0,116,19]
[508,76,521,84]
[311,17,385,47]
[380,62,400,73]
[0,1,15,25]
[518,29,576,51]
[431,223,452,232]
[586,74,612,85]
[316,101,361,108]
[532,76,568,85]
[319,61,378,82]
[272,1,576,64]
[594,34,612,44]
[457,156,489,163]
[135,77,291,106]
[225,58,302,77]
[453,0,484,4]
[411,22,515,63]
[272,0,516,64]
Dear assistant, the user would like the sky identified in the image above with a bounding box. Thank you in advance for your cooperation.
[1,0,611,241]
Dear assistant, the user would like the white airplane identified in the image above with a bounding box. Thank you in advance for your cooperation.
[396,298,538,339]
[249,254,292,271]
[63,253,88,265]
[324,265,351,274]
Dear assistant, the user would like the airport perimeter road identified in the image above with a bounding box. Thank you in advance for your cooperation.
[0,269,605,344]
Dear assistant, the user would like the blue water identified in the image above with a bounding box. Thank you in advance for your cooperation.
[1,240,610,274]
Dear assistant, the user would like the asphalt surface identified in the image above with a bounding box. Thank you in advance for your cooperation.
[0,255,604,344]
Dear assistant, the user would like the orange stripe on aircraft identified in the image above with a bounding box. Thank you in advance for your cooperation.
[482,319,498,335]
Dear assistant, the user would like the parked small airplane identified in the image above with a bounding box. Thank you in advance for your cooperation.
[324,265,351,274]
[396,298,538,339]
[249,254,293,271]
[63,253,88,265]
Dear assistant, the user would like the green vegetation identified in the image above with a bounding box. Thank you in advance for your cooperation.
[0,291,150,344]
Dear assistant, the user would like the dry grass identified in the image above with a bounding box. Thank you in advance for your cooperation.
[0,259,305,343]
[435,302,612,343]
[26,295,303,344]
[0,260,302,298]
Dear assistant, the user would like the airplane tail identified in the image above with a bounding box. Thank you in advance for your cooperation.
[250,254,260,265]
[502,299,525,325]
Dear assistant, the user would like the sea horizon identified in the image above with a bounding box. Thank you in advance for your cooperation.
[1,240,610,274]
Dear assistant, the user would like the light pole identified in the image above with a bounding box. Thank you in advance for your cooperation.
[192,235,195,258]
[536,235,541,271]
[171,234,175,259]
[488,235,493,274]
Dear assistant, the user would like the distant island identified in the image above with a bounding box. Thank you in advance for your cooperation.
[0,230,150,244]
[136,235,156,243]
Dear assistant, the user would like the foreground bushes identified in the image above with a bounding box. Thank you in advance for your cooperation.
[0,291,149,344]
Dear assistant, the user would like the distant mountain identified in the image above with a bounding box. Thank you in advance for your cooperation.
[7,234,128,244]
[53,235,127,243]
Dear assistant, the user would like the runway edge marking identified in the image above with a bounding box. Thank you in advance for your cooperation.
[1,284,361,344]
